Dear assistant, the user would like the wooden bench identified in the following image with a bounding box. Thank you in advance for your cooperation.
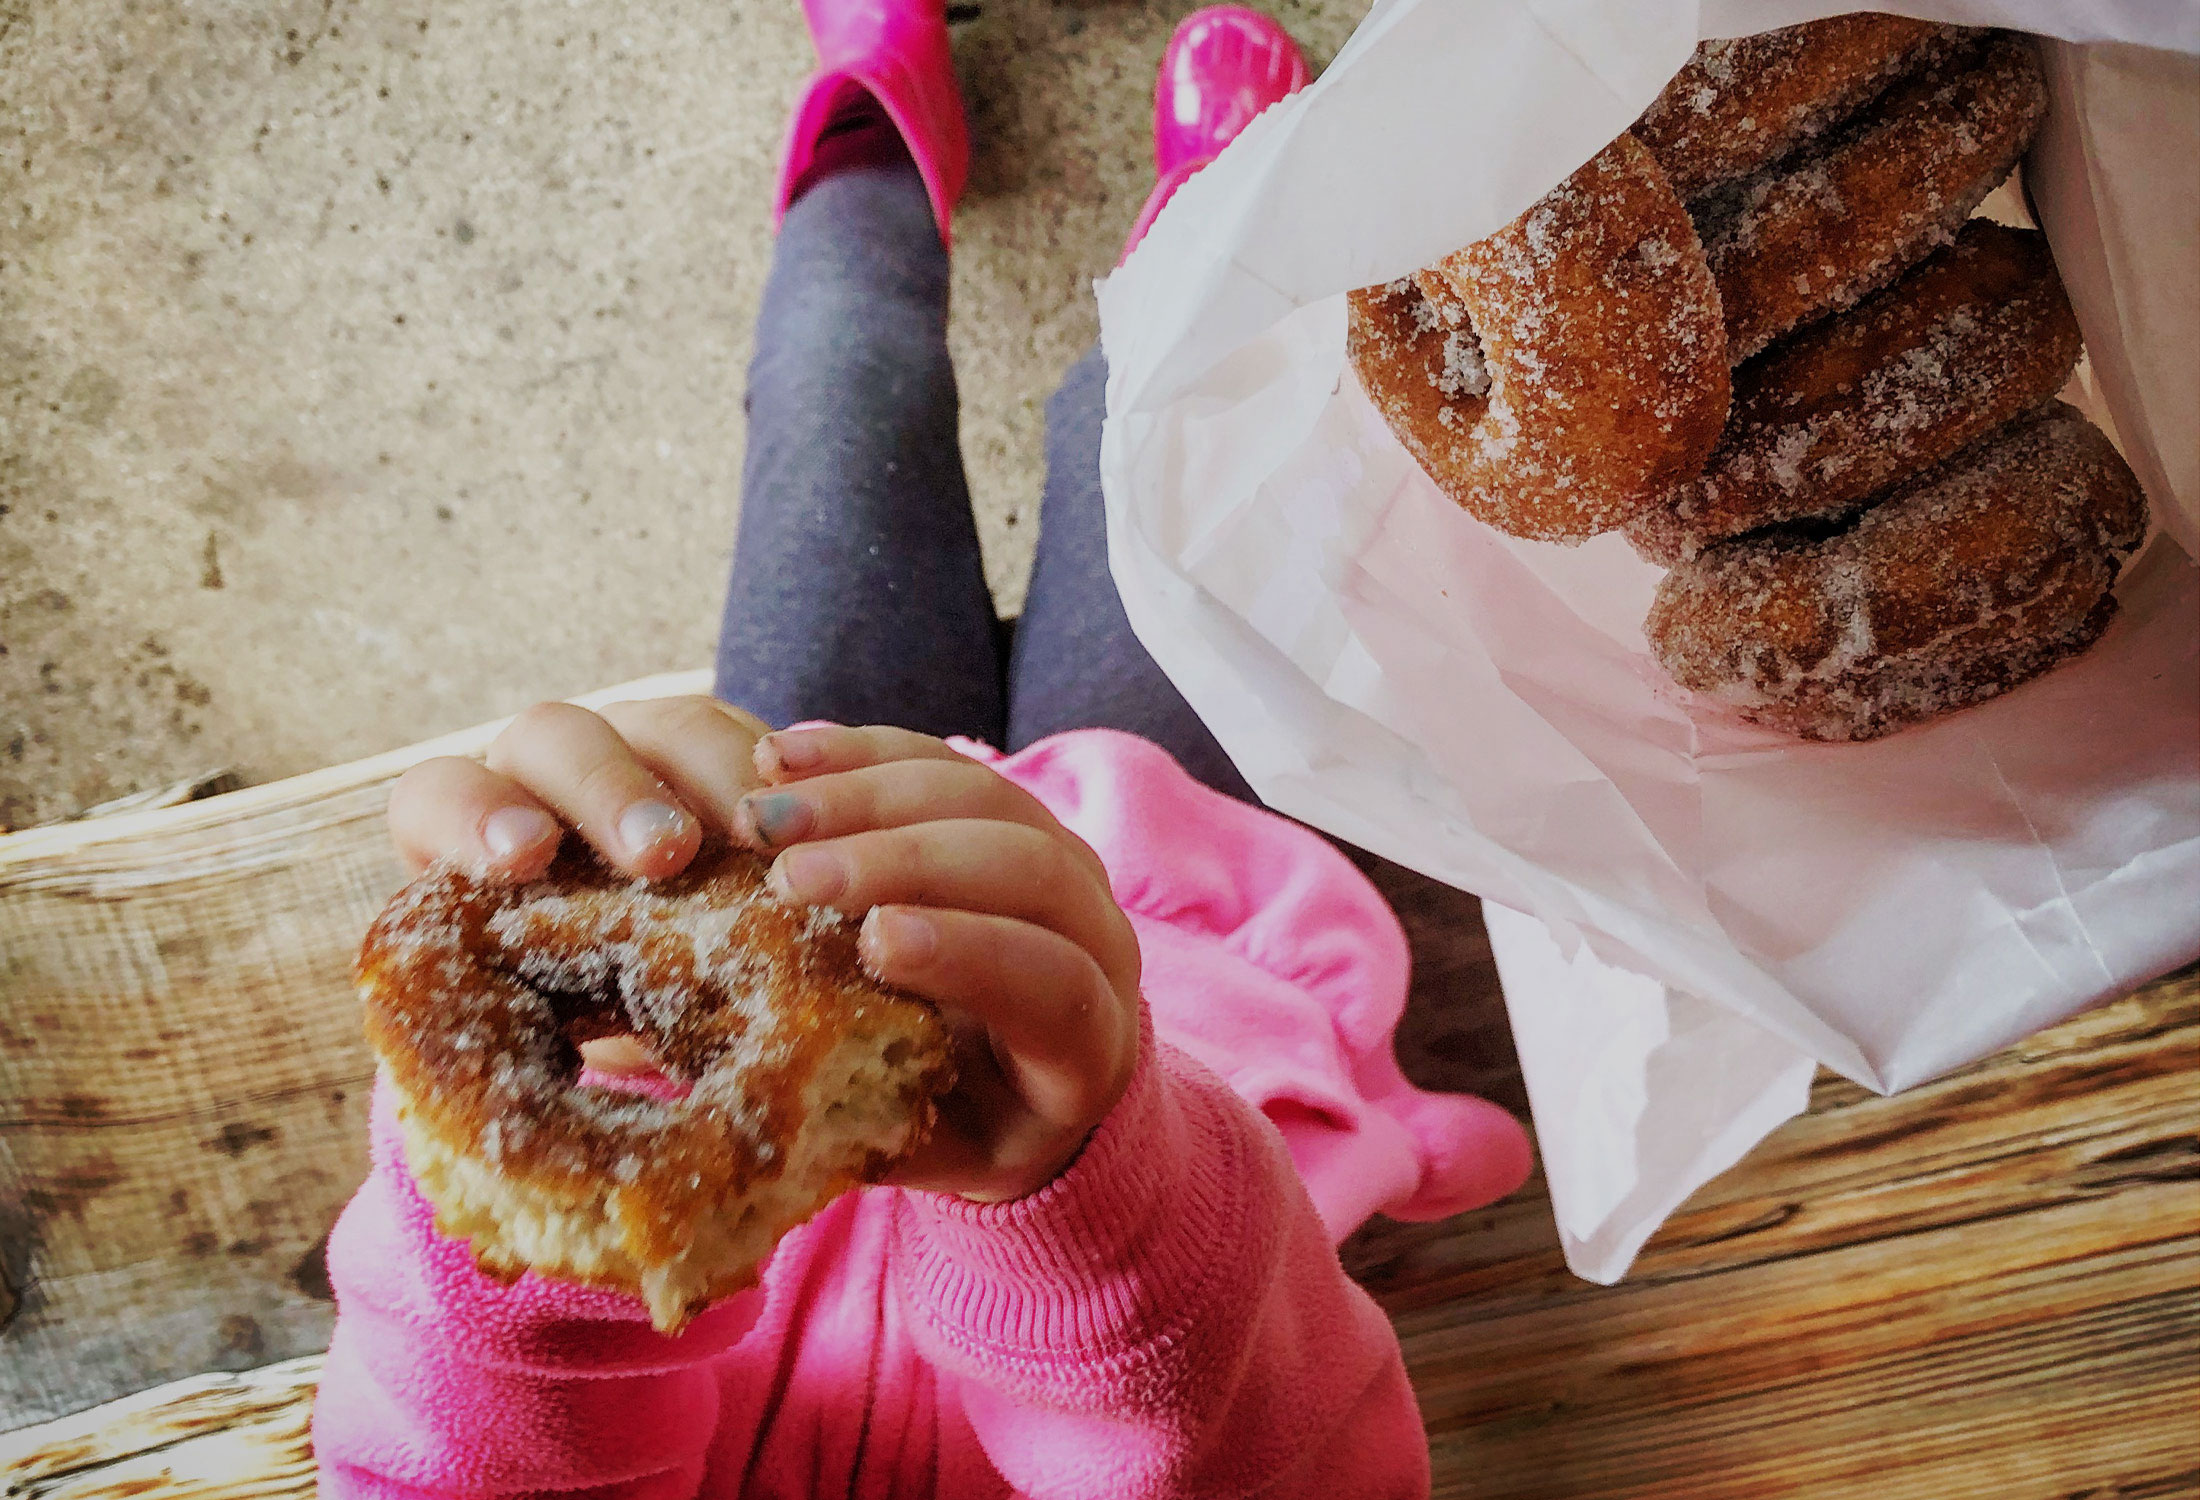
[5,672,2194,1494]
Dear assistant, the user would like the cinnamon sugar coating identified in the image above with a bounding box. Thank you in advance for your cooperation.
[1347,133,1729,543]
[1646,403,2148,742]
[357,843,951,1329]
[1696,32,2049,362]
[1629,220,2081,564]
[1637,16,1975,200]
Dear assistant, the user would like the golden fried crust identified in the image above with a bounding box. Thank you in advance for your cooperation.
[1637,15,1975,200]
[1347,133,1729,543]
[1629,220,2082,564]
[357,844,952,1330]
[1646,403,2148,741]
[1699,33,2049,362]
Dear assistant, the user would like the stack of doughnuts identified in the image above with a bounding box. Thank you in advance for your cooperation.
[1347,15,2150,741]
[358,844,952,1332]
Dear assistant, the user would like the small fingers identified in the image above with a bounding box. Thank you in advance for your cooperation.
[767,820,1140,998]
[734,758,1053,853]
[597,696,771,837]
[741,731,1113,891]
[387,757,564,878]
[485,702,701,877]
[753,724,971,784]
[861,907,1137,1132]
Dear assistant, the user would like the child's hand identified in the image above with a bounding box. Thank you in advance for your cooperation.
[384,695,771,1078]
[736,724,1142,1204]
[387,696,764,883]
[384,702,1141,1205]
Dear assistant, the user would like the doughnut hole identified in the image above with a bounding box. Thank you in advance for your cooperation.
[358,845,955,1329]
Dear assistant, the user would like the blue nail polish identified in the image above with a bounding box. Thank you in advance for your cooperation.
[744,791,812,846]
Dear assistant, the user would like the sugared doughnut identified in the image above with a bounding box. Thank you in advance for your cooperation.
[358,844,952,1331]
[1636,16,1975,200]
[1347,133,1730,542]
[1628,220,2082,564]
[1646,403,2148,742]
[1697,32,2048,362]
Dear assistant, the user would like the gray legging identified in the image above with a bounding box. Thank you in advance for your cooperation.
[713,161,1255,803]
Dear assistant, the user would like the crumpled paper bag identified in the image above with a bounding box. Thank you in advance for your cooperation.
[1096,0,2200,1280]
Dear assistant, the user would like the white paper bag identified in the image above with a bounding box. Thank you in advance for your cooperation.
[1096,0,2200,1280]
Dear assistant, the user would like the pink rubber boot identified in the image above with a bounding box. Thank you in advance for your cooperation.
[775,0,970,246]
[1122,7,1310,261]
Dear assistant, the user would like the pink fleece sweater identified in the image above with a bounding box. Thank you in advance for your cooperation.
[315,729,1532,1498]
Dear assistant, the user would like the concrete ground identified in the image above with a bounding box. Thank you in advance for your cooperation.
[0,0,1367,829]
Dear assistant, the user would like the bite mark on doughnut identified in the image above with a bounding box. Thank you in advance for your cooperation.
[358,844,953,1331]
[1348,133,1729,543]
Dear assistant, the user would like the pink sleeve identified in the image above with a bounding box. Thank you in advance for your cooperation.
[893,1018,1429,1500]
[312,1080,764,1500]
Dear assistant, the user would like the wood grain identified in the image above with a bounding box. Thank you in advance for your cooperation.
[3,678,2194,1497]
[1344,860,2196,1498]
[0,673,712,1426]
[1351,924,2200,1500]
[7,972,2190,1495]
[0,1358,317,1498]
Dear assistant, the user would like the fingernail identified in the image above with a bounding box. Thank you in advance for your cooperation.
[482,805,557,861]
[737,791,812,849]
[769,845,846,904]
[862,907,936,968]
[617,798,692,858]
[759,729,825,776]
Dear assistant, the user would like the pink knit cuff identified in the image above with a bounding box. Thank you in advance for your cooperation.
[347,1077,764,1377]
[896,1014,1257,1360]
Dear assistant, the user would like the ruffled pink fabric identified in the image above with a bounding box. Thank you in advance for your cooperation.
[316,728,1530,1497]
[953,729,1531,1238]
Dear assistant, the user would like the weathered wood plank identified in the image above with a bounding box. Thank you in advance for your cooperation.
[0,1358,317,1499]
[4,680,2192,1497]
[1408,1191,2193,1430]
[0,673,711,1426]
[1372,962,2200,1500]
[9,974,2191,1498]
[1428,1293,2198,1500]
[1348,972,2198,1313]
